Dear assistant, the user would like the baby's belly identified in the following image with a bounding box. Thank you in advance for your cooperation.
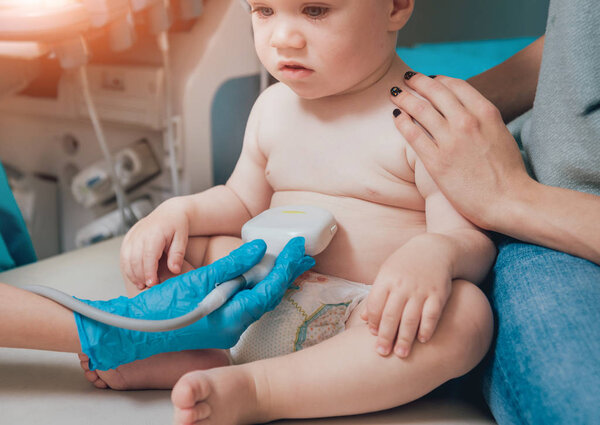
[270,191,426,284]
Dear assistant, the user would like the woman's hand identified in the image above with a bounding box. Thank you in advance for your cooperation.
[120,197,191,290]
[389,72,534,230]
[361,235,454,358]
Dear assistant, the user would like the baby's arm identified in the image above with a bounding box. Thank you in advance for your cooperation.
[363,148,495,358]
[122,92,274,287]
[182,91,274,236]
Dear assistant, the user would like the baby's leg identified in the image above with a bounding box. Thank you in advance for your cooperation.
[81,235,243,390]
[172,280,493,424]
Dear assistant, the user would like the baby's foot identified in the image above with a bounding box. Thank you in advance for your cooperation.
[78,350,230,390]
[172,365,270,425]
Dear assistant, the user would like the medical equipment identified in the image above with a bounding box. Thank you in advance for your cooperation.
[0,0,262,251]
[74,197,153,247]
[71,140,160,208]
[23,205,337,331]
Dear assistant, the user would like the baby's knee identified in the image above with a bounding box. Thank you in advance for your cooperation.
[444,280,493,377]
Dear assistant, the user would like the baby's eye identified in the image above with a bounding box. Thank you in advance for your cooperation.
[303,6,328,19]
[253,7,274,18]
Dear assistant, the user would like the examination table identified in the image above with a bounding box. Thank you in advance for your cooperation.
[0,237,496,424]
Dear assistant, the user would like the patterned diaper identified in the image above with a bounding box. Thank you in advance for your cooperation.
[230,271,370,364]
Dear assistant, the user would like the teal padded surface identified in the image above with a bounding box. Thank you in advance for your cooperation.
[397,37,537,80]
[0,162,36,271]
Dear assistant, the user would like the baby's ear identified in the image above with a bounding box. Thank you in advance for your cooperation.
[388,0,414,31]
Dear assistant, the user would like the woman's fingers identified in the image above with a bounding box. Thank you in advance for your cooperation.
[376,292,406,356]
[392,107,439,166]
[430,75,499,119]
[390,85,449,141]
[394,297,424,358]
[395,73,465,121]
[402,72,501,123]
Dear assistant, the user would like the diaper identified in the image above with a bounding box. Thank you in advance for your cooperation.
[230,271,370,364]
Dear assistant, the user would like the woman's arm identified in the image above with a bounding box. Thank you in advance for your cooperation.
[390,72,600,265]
[467,36,544,123]
[496,179,600,264]
[0,283,81,352]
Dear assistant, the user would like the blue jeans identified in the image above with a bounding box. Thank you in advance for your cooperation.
[482,234,600,424]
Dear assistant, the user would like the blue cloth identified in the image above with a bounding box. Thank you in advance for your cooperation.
[75,238,314,371]
[396,37,536,80]
[0,162,36,271]
[482,234,600,424]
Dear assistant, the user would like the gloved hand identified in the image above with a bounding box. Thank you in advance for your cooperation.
[74,238,314,371]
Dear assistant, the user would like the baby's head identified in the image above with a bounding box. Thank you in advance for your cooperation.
[247,0,414,99]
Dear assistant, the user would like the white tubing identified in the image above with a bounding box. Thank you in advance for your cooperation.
[23,276,246,332]
[79,64,133,233]
[158,30,180,196]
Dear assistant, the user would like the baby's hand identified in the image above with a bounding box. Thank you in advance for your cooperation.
[120,198,190,290]
[361,239,453,358]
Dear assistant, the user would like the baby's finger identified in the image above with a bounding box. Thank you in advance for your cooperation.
[394,297,424,358]
[130,239,146,287]
[141,237,162,287]
[119,242,136,287]
[418,296,443,343]
[366,286,390,335]
[375,292,406,356]
[168,230,187,274]
[393,108,439,167]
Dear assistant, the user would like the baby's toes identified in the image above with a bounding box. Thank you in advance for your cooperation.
[78,355,108,389]
[172,371,212,409]
[173,402,212,425]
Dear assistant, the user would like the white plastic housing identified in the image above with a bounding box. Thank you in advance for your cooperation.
[240,205,337,286]
[241,205,337,256]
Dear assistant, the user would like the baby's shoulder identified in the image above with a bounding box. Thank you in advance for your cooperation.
[254,82,297,112]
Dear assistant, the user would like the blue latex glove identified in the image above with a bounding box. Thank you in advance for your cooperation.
[74,238,314,371]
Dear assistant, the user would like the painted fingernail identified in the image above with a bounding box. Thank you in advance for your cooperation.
[404,71,417,80]
[376,345,388,355]
[393,108,401,118]
[429,75,437,79]
[390,86,402,96]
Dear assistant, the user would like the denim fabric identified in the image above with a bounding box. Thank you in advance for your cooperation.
[483,234,600,425]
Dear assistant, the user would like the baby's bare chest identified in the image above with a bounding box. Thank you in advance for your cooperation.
[260,109,424,210]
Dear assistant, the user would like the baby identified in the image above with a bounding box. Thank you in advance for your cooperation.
[80,0,495,423]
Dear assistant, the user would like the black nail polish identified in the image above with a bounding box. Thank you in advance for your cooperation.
[390,86,402,97]
[404,71,417,80]
[429,75,437,79]
[393,108,401,117]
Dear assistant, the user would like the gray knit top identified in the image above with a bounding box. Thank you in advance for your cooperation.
[520,0,600,196]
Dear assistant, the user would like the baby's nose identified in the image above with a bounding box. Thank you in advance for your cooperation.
[270,24,306,50]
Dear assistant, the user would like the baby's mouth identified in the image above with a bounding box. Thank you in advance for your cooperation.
[281,64,310,71]
[279,63,314,79]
